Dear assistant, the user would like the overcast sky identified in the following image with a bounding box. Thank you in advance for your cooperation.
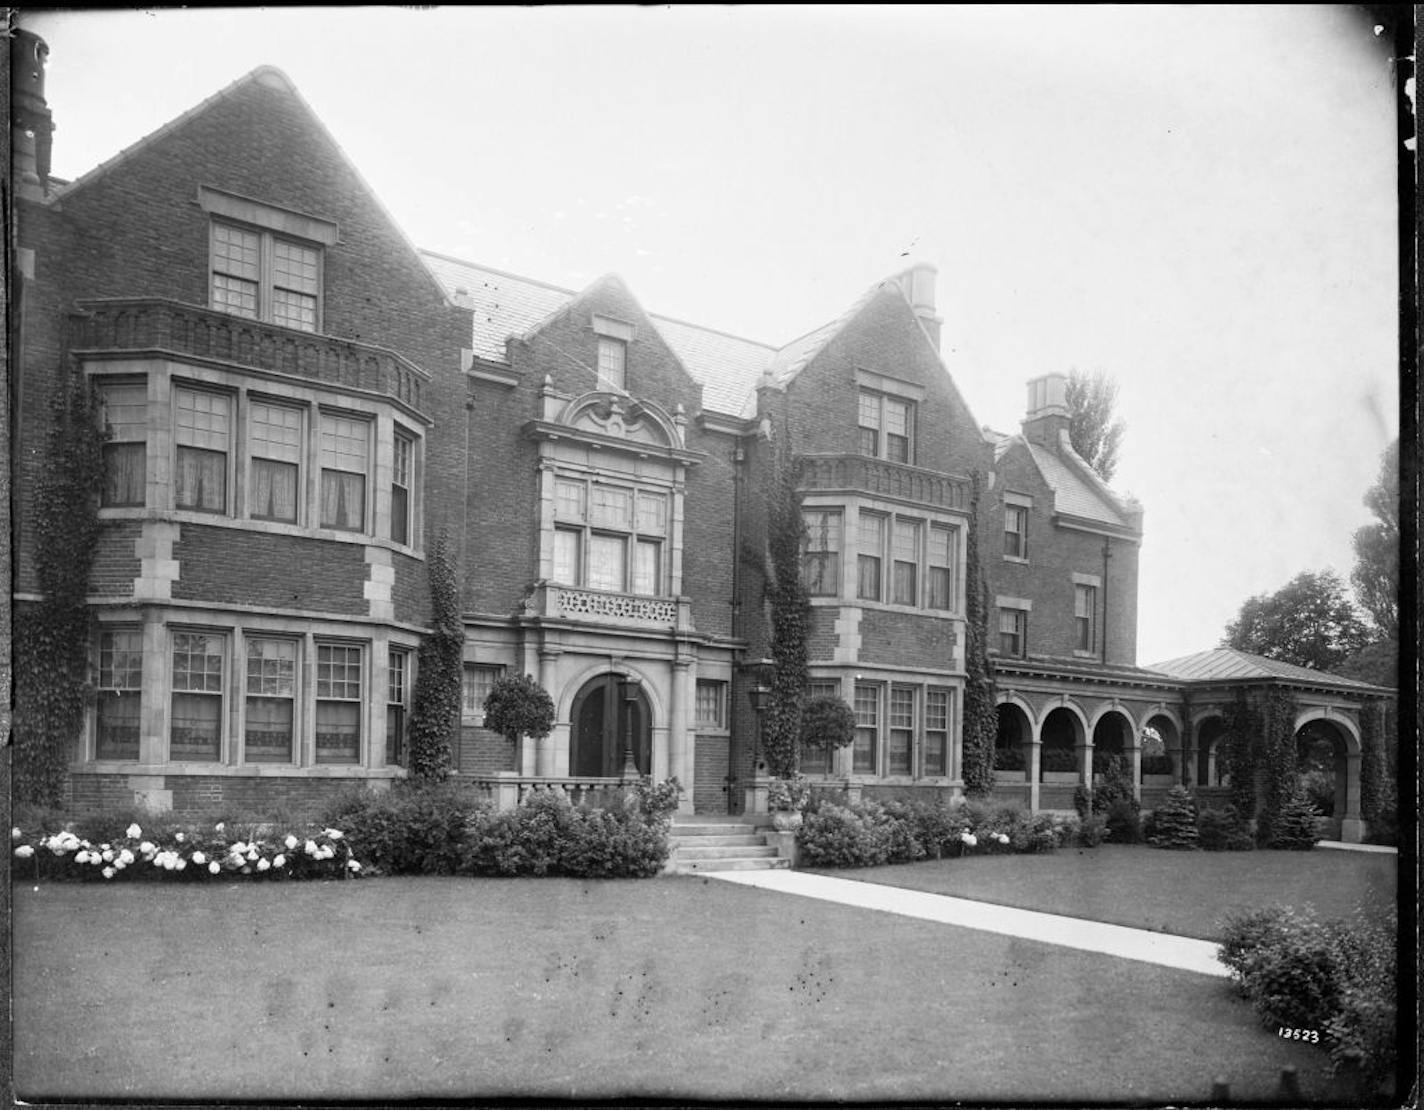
[21,6,1402,665]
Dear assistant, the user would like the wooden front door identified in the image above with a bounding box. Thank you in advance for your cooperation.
[570,675,651,777]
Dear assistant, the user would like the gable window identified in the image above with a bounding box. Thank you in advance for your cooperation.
[597,336,627,391]
[320,414,369,532]
[391,432,414,545]
[96,629,142,760]
[171,631,225,761]
[99,383,147,508]
[801,510,842,597]
[387,649,410,766]
[210,219,322,333]
[695,680,727,729]
[244,637,297,764]
[998,608,1027,658]
[553,477,667,596]
[462,664,506,725]
[1004,504,1028,559]
[249,401,302,523]
[858,390,914,463]
[1075,584,1098,653]
[315,643,362,764]
[174,387,231,513]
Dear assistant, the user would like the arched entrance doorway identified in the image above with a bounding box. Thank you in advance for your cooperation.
[1091,711,1133,779]
[570,674,652,778]
[1294,718,1355,840]
[995,703,1031,773]
[1039,706,1083,780]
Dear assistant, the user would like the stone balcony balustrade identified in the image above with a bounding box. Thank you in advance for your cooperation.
[796,453,970,510]
[69,298,429,414]
[521,582,693,632]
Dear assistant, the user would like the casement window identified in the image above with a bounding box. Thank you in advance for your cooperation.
[857,513,884,601]
[552,478,667,596]
[888,686,916,775]
[891,519,921,606]
[170,631,225,761]
[858,390,914,463]
[387,649,410,766]
[926,525,955,610]
[462,664,505,725]
[852,683,880,774]
[1004,504,1028,559]
[597,336,627,391]
[99,383,148,508]
[998,608,1028,658]
[248,401,302,523]
[319,413,369,532]
[799,680,842,774]
[96,629,142,760]
[694,680,727,729]
[391,432,414,545]
[210,219,322,333]
[1075,584,1098,653]
[244,637,297,764]
[801,509,842,597]
[174,387,231,513]
[315,643,362,764]
[924,688,950,777]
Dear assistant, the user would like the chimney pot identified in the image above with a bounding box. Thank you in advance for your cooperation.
[11,30,54,196]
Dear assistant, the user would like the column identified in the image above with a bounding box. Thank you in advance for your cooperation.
[670,659,693,813]
[1028,737,1042,814]
[534,648,560,776]
[1127,744,1142,803]
[1340,748,1364,843]
[1180,715,1195,787]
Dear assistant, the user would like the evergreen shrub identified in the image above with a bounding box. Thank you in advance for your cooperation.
[1147,786,1199,849]
[1269,785,1323,850]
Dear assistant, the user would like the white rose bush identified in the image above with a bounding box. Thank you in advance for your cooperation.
[10,817,362,885]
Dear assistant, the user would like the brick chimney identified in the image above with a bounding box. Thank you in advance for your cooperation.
[895,263,942,351]
[11,30,54,199]
[1021,372,1070,447]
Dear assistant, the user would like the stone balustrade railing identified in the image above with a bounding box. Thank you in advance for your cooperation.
[796,453,970,510]
[70,298,429,414]
[463,775,629,811]
[522,583,688,630]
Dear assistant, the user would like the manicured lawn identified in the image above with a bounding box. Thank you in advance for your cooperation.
[14,875,1367,1104]
[808,844,1399,939]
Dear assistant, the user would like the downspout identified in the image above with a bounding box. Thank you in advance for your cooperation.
[727,439,747,806]
[1101,537,1112,664]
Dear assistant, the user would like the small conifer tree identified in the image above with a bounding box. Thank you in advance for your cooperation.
[1269,784,1322,850]
[1147,785,1199,850]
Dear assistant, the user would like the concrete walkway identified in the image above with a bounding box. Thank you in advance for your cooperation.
[708,870,1230,978]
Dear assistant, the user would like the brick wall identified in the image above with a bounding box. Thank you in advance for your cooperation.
[454,726,516,775]
[857,610,956,669]
[171,525,367,612]
[694,733,731,813]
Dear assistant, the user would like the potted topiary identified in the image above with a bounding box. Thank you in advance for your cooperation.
[799,694,856,778]
[483,674,555,777]
[766,774,812,830]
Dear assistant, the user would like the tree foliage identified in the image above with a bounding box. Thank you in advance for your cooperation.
[14,371,107,805]
[405,533,463,782]
[1065,369,1126,483]
[761,446,811,778]
[799,695,856,755]
[1350,438,1398,640]
[961,471,997,797]
[483,674,555,747]
[1223,570,1370,673]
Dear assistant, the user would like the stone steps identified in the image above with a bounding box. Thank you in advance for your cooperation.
[668,817,788,874]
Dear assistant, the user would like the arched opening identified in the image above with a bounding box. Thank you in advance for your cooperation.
[1091,711,1132,779]
[569,674,652,778]
[1039,707,1082,780]
[994,703,1031,774]
[1141,713,1180,781]
[1294,718,1352,838]
[1198,716,1228,786]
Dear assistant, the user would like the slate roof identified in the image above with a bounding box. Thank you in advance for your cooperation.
[1146,648,1390,692]
[419,250,777,416]
[1024,439,1134,529]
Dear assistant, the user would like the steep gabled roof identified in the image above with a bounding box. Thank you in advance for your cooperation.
[1146,648,1391,692]
[419,250,777,415]
[1024,437,1135,529]
[51,66,460,311]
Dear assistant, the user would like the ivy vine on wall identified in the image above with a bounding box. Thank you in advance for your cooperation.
[960,471,997,797]
[760,444,810,779]
[405,532,463,781]
[1219,686,1299,844]
[14,369,107,806]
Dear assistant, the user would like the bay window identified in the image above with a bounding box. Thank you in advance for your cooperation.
[387,649,410,766]
[99,383,147,508]
[320,413,369,532]
[315,643,362,764]
[244,637,297,763]
[96,629,142,760]
[174,387,231,513]
[924,688,950,776]
[551,477,667,596]
[391,432,413,545]
[927,526,955,610]
[888,686,915,775]
[801,509,842,597]
[171,631,225,761]
[891,519,921,605]
[853,682,879,774]
[249,401,302,522]
[857,513,884,601]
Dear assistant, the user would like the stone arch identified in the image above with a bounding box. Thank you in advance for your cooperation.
[1038,702,1087,780]
[568,671,655,778]
[1293,713,1362,841]
[1141,710,1181,780]
[994,701,1034,774]
[1196,713,1229,786]
[557,659,667,727]
[1293,708,1361,757]
[1090,707,1136,780]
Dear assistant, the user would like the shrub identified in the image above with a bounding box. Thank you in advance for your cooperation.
[1104,798,1143,844]
[899,801,969,859]
[459,791,670,878]
[1023,813,1060,853]
[993,746,1025,771]
[1218,905,1397,1090]
[1075,812,1107,847]
[629,777,684,825]
[1140,754,1174,776]
[1147,786,1199,850]
[796,803,891,868]
[1269,785,1322,850]
[321,781,482,875]
[1197,805,1255,851]
[483,674,556,753]
[1041,746,1078,773]
[799,695,856,764]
